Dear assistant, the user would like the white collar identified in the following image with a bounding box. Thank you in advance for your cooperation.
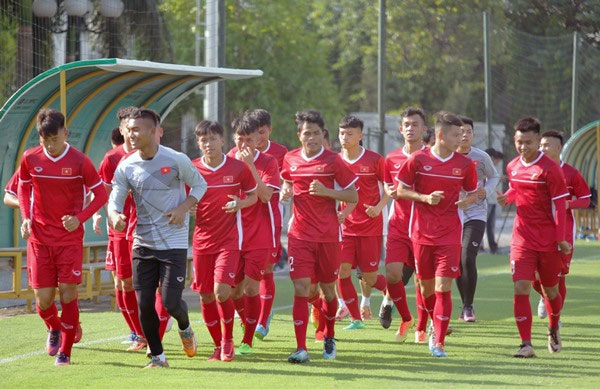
[430,148,454,163]
[301,146,324,162]
[43,142,70,162]
[402,144,425,157]
[202,153,227,171]
[520,151,544,167]
[342,146,365,164]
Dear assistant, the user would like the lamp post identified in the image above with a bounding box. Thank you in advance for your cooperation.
[32,0,58,74]
[98,0,125,58]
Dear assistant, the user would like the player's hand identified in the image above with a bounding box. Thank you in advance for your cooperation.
[238,147,255,166]
[309,180,328,197]
[425,190,444,205]
[189,203,198,215]
[110,213,127,232]
[21,218,32,239]
[280,185,292,202]
[364,203,382,218]
[455,198,472,210]
[565,201,570,210]
[62,215,80,232]
[164,206,187,228]
[337,210,349,224]
[558,241,572,255]
[92,213,103,235]
[223,195,240,213]
[496,190,507,207]
[384,183,398,200]
[476,187,486,200]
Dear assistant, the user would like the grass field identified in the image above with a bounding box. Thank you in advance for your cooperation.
[1,242,599,388]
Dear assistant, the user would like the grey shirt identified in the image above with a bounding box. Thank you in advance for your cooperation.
[108,145,207,250]
[462,147,499,223]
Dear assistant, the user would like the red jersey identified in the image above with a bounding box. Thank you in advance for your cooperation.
[18,144,105,246]
[506,152,569,251]
[339,147,386,236]
[384,146,425,238]
[396,148,477,246]
[98,145,132,239]
[281,147,358,243]
[226,150,281,250]
[4,171,19,195]
[192,155,257,253]
[561,161,591,242]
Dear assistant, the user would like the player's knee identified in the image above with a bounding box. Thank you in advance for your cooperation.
[513,280,531,295]
[215,284,231,302]
[293,280,311,297]
[245,280,260,297]
[362,272,376,286]
[199,292,215,304]
[121,278,134,291]
[386,271,402,285]
[543,285,559,300]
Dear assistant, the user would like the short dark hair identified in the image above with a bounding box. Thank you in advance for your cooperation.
[541,130,564,146]
[402,107,426,124]
[339,115,364,131]
[323,128,330,141]
[458,115,474,128]
[423,127,435,143]
[37,108,65,137]
[434,111,463,133]
[117,106,136,122]
[129,107,161,126]
[232,114,259,135]
[111,127,124,145]
[195,120,224,137]
[514,116,540,134]
[295,110,325,131]
[249,109,271,127]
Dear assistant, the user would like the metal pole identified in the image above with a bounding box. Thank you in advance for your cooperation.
[204,0,219,121]
[195,0,201,66]
[483,11,493,148]
[570,31,579,136]
[377,0,386,155]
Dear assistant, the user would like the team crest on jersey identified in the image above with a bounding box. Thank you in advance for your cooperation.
[160,166,171,175]
[360,165,370,173]
[315,166,324,172]
[452,168,462,176]
[223,176,233,183]
[423,165,432,171]
[511,170,517,176]
[394,163,401,169]
[531,173,539,180]
[61,167,72,176]
[34,166,43,172]
[290,166,297,172]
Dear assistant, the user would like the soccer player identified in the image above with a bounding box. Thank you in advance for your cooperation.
[396,111,478,357]
[227,114,280,355]
[455,116,499,322]
[336,115,389,331]
[18,109,108,366]
[484,148,504,254]
[108,108,206,368]
[232,109,287,340]
[191,120,257,362]
[496,117,571,358]
[280,110,358,363]
[536,130,590,318]
[95,110,148,351]
[379,107,428,343]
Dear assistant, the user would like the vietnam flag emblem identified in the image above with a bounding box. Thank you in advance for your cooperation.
[160,166,171,175]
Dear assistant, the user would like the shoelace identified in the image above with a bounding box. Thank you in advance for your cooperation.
[324,338,338,354]
[49,332,60,344]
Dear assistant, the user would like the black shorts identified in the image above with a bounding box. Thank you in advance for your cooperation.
[132,246,187,290]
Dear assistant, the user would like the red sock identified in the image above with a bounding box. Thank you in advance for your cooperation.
[424,294,436,321]
[122,290,144,337]
[217,297,235,340]
[115,289,135,333]
[514,294,532,342]
[59,299,79,357]
[558,277,567,309]
[201,299,222,347]
[308,295,326,332]
[37,302,62,331]
[338,277,361,320]
[373,274,387,291]
[545,293,563,330]
[242,294,261,346]
[293,296,309,350]
[433,291,452,346]
[387,281,412,322]
[233,296,247,324]
[415,286,428,332]
[154,292,170,340]
[531,280,543,296]
[258,272,276,327]
[321,298,338,339]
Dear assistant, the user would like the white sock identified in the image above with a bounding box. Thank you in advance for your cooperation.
[338,298,347,308]
[156,353,167,362]
[382,295,393,306]
[361,296,371,308]
[178,324,190,333]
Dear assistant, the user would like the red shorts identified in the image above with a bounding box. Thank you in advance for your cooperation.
[341,235,382,273]
[288,237,341,284]
[191,250,240,293]
[105,238,132,278]
[413,243,461,280]
[269,227,283,265]
[510,246,562,286]
[385,234,415,268]
[27,241,83,289]
[236,249,270,284]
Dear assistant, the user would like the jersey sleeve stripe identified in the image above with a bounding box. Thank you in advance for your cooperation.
[18,178,32,183]
[394,177,412,187]
[245,184,259,193]
[552,192,570,201]
[89,180,103,189]
[578,194,592,199]
[342,176,359,190]
[5,189,16,195]
[267,184,281,191]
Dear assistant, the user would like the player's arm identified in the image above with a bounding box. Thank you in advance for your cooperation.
[480,153,500,200]
[164,154,207,227]
[280,180,293,203]
[309,179,358,203]
[337,201,357,224]
[396,184,444,205]
[223,190,258,213]
[241,150,278,203]
[547,165,571,254]
[107,166,130,232]
[3,192,19,209]
[17,157,33,239]
[92,182,112,235]
[365,191,391,218]
[456,162,479,209]
[567,171,591,210]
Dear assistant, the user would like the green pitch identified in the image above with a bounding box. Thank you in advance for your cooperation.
[1,242,599,388]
